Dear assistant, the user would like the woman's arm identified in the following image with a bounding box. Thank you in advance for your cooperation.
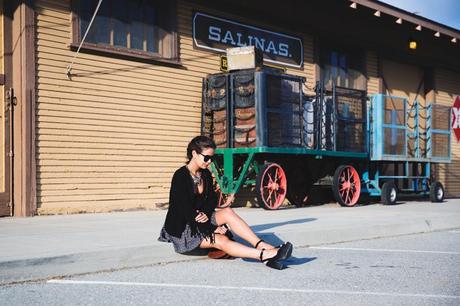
[170,172,197,224]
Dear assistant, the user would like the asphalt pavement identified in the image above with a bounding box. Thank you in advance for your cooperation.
[2,231,459,305]
[1,199,459,285]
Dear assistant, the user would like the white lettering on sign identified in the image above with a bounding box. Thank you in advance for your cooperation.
[453,107,460,129]
[207,26,292,58]
[278,43,289,57]
[236,32,245,47]
[208,26,221,42]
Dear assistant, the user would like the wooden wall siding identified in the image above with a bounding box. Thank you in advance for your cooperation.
[434,68,460,197]
[35,0,316,214]
[305,35,316,94]
[366,51,380,95]
[0,0,3,192]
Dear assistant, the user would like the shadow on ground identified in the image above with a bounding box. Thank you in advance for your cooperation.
[251,218,316,232]
[242,256,317,266]
[284,256,317,266]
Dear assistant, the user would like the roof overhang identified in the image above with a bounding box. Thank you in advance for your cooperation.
[191,0,460,71]
[351,0,460,43]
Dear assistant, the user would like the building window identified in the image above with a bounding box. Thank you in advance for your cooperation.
[320,46,366,90]
[72,0,177,61]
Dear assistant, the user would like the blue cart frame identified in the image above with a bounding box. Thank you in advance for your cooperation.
[362,94,451,204]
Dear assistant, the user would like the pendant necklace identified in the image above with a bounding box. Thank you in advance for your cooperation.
[187,165,201,185]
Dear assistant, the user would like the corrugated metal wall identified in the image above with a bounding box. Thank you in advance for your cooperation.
[435,68,460,197]
[35,0,315,214]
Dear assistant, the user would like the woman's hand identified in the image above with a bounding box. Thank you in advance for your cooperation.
[214,225,228,235]
[195,211,209,223]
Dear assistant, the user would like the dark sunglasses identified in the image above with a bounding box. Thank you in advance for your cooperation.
[199,153,214,162]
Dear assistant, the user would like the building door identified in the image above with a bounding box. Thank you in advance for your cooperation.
[382,59,425,105]
[0,0,12,216]
[382,59,427,159]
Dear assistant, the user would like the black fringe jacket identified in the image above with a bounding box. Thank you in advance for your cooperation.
[163,165,218,241]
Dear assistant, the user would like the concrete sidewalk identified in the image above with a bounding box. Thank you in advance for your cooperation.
[1,200,459,284]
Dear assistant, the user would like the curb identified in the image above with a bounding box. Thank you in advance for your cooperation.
[2,216,459,285]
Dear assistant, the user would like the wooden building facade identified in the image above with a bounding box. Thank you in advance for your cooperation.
[0,0,459,216]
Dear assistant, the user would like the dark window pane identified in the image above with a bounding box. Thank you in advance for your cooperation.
[331,52,338,79]
[93,0,110,45]
[130,1,144,50]
[339,55,347,70]
[113,0,127,47]
[80,17,91,41]
[145,3,157,52]
[78,0,171,57]
[320,46,365,90]
[80,0,96,43]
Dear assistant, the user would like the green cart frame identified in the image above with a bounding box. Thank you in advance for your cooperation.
[211,147,368,209]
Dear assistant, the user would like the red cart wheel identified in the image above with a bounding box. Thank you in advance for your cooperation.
[256,163,287,210]
[332,165,361,207]
[214,183,232,208]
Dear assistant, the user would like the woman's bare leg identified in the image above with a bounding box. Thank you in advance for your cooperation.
[214,207,274,250]
[200,234,277,260]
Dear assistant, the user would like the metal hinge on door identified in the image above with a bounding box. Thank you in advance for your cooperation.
[6,88,17,112]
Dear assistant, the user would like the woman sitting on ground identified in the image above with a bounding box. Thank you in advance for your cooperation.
[159,136,292,269]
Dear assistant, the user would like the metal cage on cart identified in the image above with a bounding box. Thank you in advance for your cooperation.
[363,94,451,204]
[202,68,369,208]
[201,68,452,209]
[202,68,305,148]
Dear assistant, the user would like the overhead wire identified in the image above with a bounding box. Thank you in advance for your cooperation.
[66,0,104,79]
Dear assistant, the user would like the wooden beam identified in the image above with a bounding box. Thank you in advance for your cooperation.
[10,0,36,216]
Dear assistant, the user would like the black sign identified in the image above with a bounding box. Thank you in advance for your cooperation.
[220,55,228,71]
[193,12,303,68]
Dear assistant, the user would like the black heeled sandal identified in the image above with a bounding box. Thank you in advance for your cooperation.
[260,248,285,270]
[254,239,265,249]
[255,240,293,261]
[276,242,293,261]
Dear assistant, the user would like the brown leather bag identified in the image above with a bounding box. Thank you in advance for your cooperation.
[207,249,233,259]
[207,225,234,259]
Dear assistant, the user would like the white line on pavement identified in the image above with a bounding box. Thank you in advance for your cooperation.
[47,280,460,300]
[309,246,460,255]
